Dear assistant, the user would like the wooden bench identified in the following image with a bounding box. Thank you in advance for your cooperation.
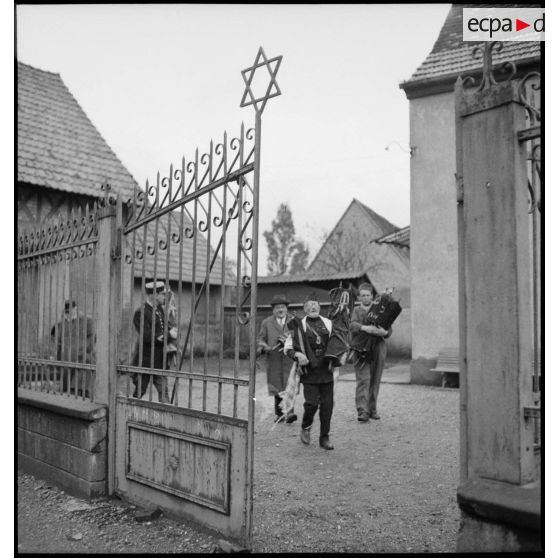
[431,347,460,388]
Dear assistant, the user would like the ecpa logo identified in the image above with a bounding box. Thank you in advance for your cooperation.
[463,8,545,42]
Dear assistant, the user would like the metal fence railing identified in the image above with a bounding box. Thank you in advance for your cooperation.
[17,204,99,401]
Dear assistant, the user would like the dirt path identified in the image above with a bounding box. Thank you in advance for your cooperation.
[252,376,460,553]
[18,366,460,553]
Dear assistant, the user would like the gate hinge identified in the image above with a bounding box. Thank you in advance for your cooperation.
[455,173,464,204]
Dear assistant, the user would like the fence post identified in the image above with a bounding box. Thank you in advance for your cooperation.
[95,194,122,495]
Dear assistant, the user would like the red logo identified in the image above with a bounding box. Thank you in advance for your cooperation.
[516,18,530,32]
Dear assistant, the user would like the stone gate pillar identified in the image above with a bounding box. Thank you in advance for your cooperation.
[454,44,540,552]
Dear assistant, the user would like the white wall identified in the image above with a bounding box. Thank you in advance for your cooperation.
[409,91,459,361]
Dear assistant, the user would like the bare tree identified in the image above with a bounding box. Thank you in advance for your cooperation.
[263,203,309,275]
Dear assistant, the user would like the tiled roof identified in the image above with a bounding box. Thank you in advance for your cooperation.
[402,4,541,86]
[372,225,410,249]
[257,270,370,285]
[125,211,236,286]
[18,61,138,199]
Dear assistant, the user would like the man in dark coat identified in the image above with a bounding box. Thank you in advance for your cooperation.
[132,280,177,403]
[257,294,296,423]
[50,299,95,395]
[284,293,336,450]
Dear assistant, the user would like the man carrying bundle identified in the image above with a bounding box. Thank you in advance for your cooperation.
[349,283,392,422]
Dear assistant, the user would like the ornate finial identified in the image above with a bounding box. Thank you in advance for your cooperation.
[240,46,283,114]
[101,180,112,196]
[465,41,516,92]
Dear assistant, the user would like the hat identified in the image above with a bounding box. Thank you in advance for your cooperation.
[270,294,290,307]
[303,291,320,304]
[64,300,77,312]
[145,280,166,294]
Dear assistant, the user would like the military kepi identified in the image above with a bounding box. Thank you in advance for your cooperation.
[145,280,165,294]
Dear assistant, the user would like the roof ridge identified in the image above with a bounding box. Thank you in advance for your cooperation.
[17,60,61,77]
[353,198,398,235]
[18,60,138,198]
[307,199,358,270]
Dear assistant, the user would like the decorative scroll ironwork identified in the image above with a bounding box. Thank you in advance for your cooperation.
[18,203,99,260]
[527,142,541,215]
[123,124,255,233]
[519,72,541,127]
[463,41,517,92]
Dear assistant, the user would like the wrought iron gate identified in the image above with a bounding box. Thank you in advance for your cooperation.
[111,48,282,547]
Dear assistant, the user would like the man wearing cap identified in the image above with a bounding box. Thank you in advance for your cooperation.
[132,280,178,403]
[257,294,297,423]
[50,300,95,395]
[284,292,336,450]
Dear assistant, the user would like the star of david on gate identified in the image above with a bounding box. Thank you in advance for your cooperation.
[240,46,282,114]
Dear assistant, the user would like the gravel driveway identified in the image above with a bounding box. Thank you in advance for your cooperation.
[18,363,461,553]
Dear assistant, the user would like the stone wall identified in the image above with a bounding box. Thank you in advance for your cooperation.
[17,390,107,500]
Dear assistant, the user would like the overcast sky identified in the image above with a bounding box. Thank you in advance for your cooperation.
[16,3,450,266]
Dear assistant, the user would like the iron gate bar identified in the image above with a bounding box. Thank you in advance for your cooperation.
[18,357,96,371]
[118,365,249,386]
[518,72,541,403]
[123,164,254,235]
[17,237,98,261]
[518,127,541,142]
[238,45,283,543]
[175,188,244,371]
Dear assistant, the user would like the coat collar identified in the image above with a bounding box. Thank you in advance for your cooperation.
[301,315,332,334]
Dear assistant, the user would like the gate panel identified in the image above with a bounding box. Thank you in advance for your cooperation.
[115,399,247,537]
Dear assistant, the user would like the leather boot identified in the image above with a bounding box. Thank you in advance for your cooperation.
[300,426,311,445]
[319,435,334,450]
[285,412,298,424]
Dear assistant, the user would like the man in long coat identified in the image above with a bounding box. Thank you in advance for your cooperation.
[132,280,177,403]
[284,293,336,450]
[257,294,297,423]
[50,299,95,395]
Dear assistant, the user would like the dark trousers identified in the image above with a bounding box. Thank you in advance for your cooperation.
[301,381,334,438]
[133,374,169,403]
[355,340,387,416]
